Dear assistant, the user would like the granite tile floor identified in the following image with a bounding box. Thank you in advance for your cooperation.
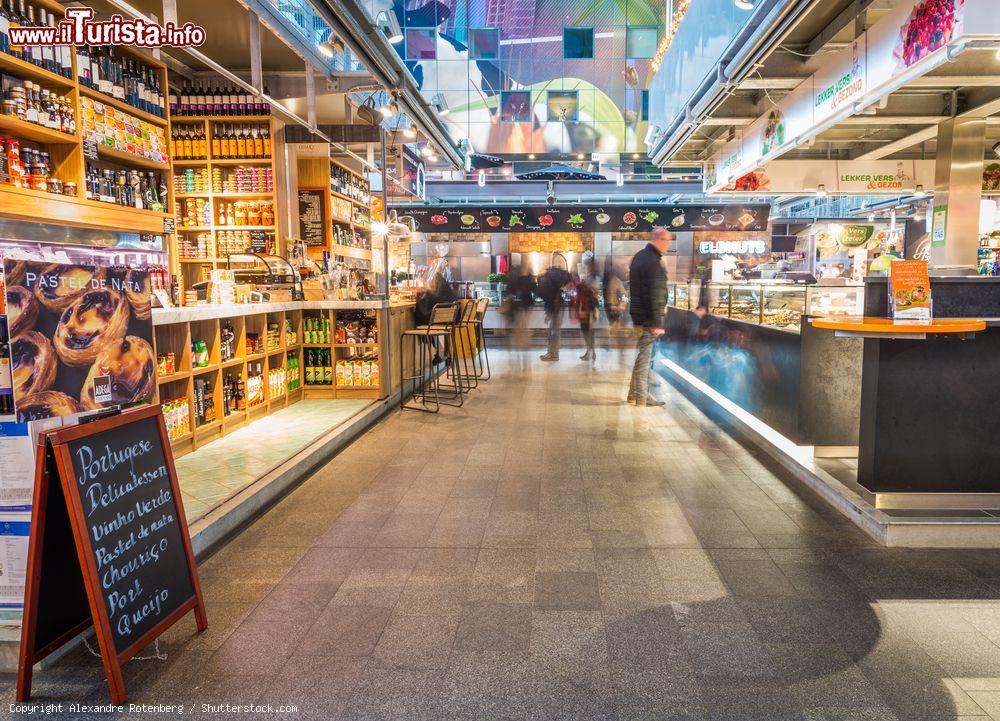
[9,347,1000,720]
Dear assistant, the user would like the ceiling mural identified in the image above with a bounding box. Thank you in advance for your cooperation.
[371,0,665,156]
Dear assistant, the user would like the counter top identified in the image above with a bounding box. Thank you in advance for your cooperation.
[810,316,986,335]
[153,300,396,325]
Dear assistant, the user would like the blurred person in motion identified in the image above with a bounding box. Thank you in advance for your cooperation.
[573,251,601,361]
[536,264,572,362]
[414,272,459,364]
[627,227,672,406]
[503,264,536,372]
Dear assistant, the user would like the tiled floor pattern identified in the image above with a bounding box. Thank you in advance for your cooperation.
[175,399,373,521]
[10,347,1000,720]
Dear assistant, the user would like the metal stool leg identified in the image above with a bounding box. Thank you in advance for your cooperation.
[476,320,491,380]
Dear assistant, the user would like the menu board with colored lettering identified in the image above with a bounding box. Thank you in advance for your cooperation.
[889,259,931,321]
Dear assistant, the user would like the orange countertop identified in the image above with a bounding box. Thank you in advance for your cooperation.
[810,317,986,335]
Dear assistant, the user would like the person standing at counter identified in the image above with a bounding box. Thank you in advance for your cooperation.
[538,265,572,362]
[627,227,672,407]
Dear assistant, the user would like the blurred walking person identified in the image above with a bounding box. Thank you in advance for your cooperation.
[537,265,571,362]
[574,251,600,361]
[627,227,672,406]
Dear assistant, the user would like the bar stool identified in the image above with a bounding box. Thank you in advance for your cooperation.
[452,299,480,392]
[472,297,491,380]
[400,303,460,412]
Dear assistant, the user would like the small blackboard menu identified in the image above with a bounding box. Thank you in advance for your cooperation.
[83,139,99,160]
[298,187,327,246]
[250,229,268,253]
[17,404,206,705]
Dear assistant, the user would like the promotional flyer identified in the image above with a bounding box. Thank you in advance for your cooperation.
[889,259,932,321]
[4,260,155,422]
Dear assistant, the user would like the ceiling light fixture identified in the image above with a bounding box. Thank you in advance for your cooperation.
[868,214,875,222]
[913,184,926,198]
[632,153,641,159]
[420,145,433,157]
[576,153,585,160]
[816,184,828,197]
[433,95,450,117]
[318,32,344,57]
[401,125,416,140]
[375,10,404,45]
[528,153,536,160]
[734,0,754,9]
[616,173,624,187]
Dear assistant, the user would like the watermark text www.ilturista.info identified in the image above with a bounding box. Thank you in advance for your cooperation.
[10,702,300,715]
[8,7,205,48]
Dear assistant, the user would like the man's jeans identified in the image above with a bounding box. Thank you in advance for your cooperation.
[628,327,657,402]
[545,309,563,357]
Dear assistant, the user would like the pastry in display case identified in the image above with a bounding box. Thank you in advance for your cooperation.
[762,285,806,332]
[706,284,732,317]
[675,282,691,310]
[729,284,763,324]
[806,285,865,318]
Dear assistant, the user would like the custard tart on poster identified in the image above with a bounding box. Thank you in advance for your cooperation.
[3,260,155,422]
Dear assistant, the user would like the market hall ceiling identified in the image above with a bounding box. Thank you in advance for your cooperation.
[660,0,1000,165]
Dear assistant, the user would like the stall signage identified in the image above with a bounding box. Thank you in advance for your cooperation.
[395,204,771,233]
[889,259,932,321]
[716,160,934,195]
[705,0,990,192]
[297,188,327,247]
[17,405,206,704]
[4,260,155,422]
[698,240,768,255]
[931,204,948,247]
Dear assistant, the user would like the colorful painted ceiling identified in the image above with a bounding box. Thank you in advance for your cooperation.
[367,0,666,157]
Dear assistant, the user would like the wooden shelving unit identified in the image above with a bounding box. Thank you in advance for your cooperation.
[0,19,174,236]
[296,156,373,266]
[169,115,280,297]
[154,307,306,458]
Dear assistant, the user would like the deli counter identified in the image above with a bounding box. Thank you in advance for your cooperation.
[662,280,865,447]
[667,280,865,332]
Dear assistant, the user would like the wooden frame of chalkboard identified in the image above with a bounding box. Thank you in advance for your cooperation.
[16,404,207,704]
[298,186,330,248]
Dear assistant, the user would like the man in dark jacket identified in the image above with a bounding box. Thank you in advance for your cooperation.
[537,266,571,361]
[628,227,672,406]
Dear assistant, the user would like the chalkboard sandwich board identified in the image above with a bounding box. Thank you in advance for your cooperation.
[17,404,207,704]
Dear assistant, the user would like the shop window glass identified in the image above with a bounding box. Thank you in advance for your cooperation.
[547,90,579,122]
[469,27,500,59]
[641,89,649,121]
[563,27,594,59]
[405,28,437,60]
[626,26,658,59]
[501,91,532,122]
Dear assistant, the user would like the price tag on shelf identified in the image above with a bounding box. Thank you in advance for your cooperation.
[163,217,176,234]
[82,139,99,161]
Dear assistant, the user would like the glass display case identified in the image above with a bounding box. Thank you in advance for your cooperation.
[666,281,693,310]
[706,283,732,317]
[806,284,865,318]
[762,285,806,332]
[730,284,763,324]
[227,253,298,286]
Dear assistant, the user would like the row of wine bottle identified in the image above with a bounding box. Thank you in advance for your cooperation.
[170,81,271,117]
[171,123,272,160]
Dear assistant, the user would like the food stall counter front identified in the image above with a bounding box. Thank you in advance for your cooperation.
[663,280,865,448]
[152,299,415,457]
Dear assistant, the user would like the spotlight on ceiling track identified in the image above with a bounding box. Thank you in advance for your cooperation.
[632,153,641,159]
[528,153,536,160]
[868,214,875,222]
[433,95,450,117]
[318,32,344,57]
[734,0,754,9]
[420,144,433,157]
[376,11,404,45]
[913,184,926,198]
[815,184,828,198]
[379,95,399,119]
[401,125,416,140]
[576,153,585,160]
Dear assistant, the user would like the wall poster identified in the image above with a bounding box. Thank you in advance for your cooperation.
[3,261,155,423]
